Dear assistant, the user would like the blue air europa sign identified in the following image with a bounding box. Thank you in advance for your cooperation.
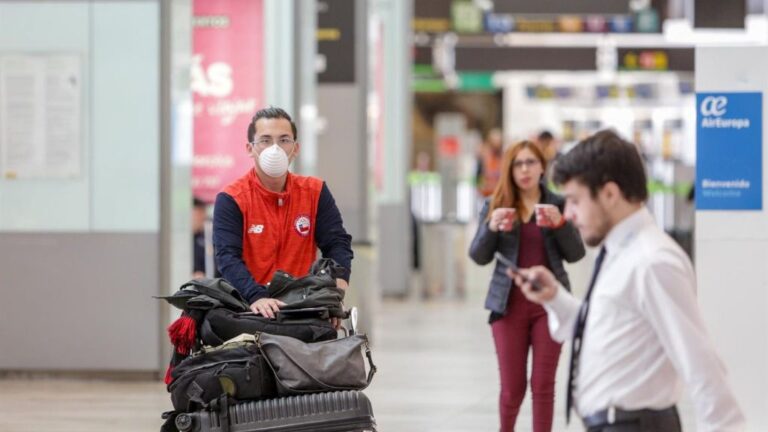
[696,92,762,210]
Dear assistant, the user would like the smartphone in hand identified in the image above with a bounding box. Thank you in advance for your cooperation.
[494,251,543,292]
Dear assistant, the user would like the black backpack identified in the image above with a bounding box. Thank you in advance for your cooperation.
[268,258,348,318]
[199,308,337,346]
[158,278,250,312]
[168,336,276,413]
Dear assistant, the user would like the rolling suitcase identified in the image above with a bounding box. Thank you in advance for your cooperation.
[173,390,376,432]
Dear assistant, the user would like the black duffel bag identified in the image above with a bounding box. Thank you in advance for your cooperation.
[168,335,276,413]
[158,278,250,312]
[268,258,347,318]
[199,308,337,346]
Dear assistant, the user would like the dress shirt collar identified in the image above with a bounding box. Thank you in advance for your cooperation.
[601,206,654,255]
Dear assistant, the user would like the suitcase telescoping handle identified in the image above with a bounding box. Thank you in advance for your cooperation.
[338,306,359,337]
[349,307,359,335]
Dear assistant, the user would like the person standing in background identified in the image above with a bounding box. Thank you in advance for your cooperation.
[469,141,585,432]
[476,128,504,197]
[536,130,561,183]
[192,197,208,279]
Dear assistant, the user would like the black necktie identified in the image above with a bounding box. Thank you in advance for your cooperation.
[566,246,607,424]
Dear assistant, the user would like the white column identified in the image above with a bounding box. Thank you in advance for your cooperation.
[695,45,768,431]
[373,0,412,296]
[263,0,294,109]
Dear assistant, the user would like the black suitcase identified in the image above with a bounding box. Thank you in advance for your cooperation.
[173,391,376,432]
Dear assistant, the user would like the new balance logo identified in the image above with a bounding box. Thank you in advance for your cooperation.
[247,224,264,234]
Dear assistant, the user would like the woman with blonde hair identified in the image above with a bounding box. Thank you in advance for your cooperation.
[469,140,585,431]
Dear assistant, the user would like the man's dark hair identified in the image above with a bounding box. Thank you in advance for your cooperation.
[538,130,554,142]
[553,129,648,203]
[193,196,206,208]
[247,107,298,143]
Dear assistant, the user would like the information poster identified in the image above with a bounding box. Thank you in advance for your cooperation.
[0,54,81,179]
[192,0,263,203]
[696,92,763,210]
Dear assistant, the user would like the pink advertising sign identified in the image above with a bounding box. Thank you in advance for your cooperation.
[192,0,263,203]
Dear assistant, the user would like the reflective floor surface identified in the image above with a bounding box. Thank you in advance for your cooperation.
[0,270,696,432]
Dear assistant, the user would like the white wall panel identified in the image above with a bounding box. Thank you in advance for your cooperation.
[696,45,768,431]
[91,1,159,232]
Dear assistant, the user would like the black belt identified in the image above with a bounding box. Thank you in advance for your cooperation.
[582,406,679,428]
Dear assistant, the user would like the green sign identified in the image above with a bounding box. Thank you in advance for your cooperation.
[451,1,482,33]
[459,72,494,91]
[413,66,495,93]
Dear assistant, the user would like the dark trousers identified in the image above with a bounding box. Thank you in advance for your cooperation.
[584,407,682,432]
[492,287,562,432]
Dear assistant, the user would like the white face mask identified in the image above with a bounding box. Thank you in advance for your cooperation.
[257,143,291,178]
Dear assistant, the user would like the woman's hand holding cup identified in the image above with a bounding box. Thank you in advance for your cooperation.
[534,204,564,229]
[490,207,517,232]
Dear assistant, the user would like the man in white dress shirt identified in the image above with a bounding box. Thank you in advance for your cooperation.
[511,130,745,432]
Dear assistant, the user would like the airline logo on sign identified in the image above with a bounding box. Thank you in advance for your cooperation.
[700,96,727,116]
[700,95,750,129]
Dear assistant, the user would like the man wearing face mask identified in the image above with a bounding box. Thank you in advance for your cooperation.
[212,107,353,325]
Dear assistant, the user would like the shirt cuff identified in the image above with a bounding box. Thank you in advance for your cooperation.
[245,287,268,305]
[543,284,575,311]
[542,284,581,342]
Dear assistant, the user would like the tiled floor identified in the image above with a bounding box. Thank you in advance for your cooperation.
[364,298,577,432]
[0,288,696,432]
[0,297,554,432]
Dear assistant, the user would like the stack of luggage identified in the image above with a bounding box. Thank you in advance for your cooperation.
[158,259,377,432]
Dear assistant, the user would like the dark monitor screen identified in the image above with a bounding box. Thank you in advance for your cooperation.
[493,0,629,15]
[694,0,745,28]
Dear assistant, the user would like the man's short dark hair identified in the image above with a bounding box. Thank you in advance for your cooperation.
[247,107,298,143]
[538,130,554,142]
[553,129,648,203]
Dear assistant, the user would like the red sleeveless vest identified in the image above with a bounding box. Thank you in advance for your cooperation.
[223,170,323,284]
